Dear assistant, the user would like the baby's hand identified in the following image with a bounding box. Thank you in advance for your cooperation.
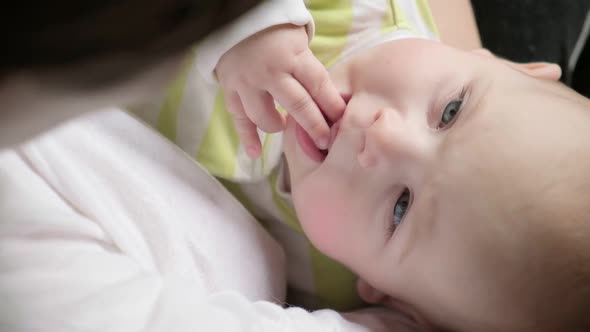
[216,24,345,158]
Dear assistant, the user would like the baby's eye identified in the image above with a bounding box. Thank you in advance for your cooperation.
[438,99,463,129]
[389,188,411,236]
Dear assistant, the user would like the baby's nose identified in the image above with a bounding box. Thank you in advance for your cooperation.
[357,108,419,168]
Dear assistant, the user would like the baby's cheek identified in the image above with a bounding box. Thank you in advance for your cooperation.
[293,185,351,261]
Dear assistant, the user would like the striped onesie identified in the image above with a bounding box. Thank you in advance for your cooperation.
[134,0,438,311]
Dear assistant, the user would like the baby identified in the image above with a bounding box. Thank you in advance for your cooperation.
[284,37,590,331]
[135,0,447,311]
[226,31,590,331]
[138,0,590,330]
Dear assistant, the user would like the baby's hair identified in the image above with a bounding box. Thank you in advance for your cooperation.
[454,177,590,331]
[527,202,590,332]
[507,107,590,332]
[0,0,260,86]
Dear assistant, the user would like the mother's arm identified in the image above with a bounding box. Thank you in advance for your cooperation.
[429,0,482,50]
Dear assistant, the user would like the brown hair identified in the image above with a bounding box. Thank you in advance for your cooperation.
[0,0,261,86]
[440,77,590,332]
[523,195,590,332]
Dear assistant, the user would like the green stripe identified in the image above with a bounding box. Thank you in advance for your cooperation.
[196,90,240,179]
[307,0,353,67]
[383,0,412,33]
[261,133,272,175]
[416,0,439,36]
[218,178,258,220]
[269,170,363,310]
[270,169,304,233]
[386,0,397,28]
[311,248,362,310]
[156,55,193,141]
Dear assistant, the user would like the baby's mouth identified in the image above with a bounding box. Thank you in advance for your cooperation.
[325,119,342,154]
[296,122,328,163]
[295,118,342,163]
[320,94,349,156]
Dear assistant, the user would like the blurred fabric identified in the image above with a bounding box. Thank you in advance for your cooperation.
[471,0,590,97]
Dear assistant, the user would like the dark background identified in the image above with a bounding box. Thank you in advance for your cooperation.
[471,0,590,96]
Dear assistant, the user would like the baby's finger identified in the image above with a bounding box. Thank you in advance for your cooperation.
[225,91,262,158]
[293,51,346,122]
[240,89,285,133]
[269,77,330,149]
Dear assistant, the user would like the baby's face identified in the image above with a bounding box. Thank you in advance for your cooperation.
[283,38,590,330]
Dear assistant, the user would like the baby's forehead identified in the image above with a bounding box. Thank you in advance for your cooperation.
[327,37,442,84]
[434,77,587,214]
[329,35,435,68]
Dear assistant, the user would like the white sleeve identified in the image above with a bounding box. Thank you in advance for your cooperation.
[0,211,370,332]
[0,110,410,332]
[0,212,367,332]
[195,0,314,83]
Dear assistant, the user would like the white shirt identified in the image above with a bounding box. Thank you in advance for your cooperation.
[0,109,412,331]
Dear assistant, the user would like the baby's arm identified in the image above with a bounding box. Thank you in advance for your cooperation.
[428,0,482,50]
[197,0,344,158]
[195,0,315,83]
[216,23,344,158]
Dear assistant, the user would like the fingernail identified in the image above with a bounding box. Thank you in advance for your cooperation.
[317,136,329,150]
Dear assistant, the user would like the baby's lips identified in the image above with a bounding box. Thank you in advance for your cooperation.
[328,119,342,149]
[340,92,352,105]
[323,92,348,150]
